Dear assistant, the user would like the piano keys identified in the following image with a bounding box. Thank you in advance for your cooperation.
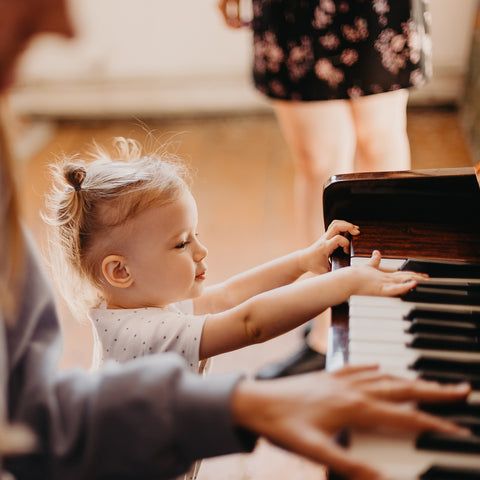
[336,268,480,480]
[323,168,480,480]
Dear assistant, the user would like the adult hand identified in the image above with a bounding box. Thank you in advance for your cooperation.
[217,0,251,29]
[232,364,471,480]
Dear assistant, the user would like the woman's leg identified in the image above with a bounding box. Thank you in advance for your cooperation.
[256,100,357,379]
[273,99,356,246]
[351,89,411,172]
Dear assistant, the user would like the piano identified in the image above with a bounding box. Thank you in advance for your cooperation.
[323,167,480,480]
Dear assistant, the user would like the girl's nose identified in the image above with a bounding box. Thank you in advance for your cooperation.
[194,241,208,262]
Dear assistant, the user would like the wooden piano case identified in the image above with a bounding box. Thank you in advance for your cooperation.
[324,167,480,479]
[324,166,480,369]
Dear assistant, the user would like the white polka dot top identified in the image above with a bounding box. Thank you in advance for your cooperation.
[88,300,207,373]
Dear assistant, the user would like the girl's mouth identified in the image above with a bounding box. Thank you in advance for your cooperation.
[195,271,206,280]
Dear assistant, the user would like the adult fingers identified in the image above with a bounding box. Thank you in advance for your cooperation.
[217,0,229,23]
[283,429,387,480]
[332,364,380,377]
[361,399,471,436]
[370,377,471,403]
[216,0,243,28]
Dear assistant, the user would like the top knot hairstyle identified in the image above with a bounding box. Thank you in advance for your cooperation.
[64,163,87,192]
[43,136,191,319]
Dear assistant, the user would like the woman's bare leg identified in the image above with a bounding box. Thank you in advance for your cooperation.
[351,89,410,172]
[273,99,356,246]
[269,100,357,356]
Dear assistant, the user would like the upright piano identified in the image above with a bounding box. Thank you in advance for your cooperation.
[324,167,480,480]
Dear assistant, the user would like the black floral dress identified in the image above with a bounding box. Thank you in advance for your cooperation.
[252,0,432,100]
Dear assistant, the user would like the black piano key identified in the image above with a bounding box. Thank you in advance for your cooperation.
[419,371,480,390]
[407,318,479,336]
[411,357,480,375]
[405,308,480,324]
[416,280,480,291]
[402,287,480,306]
[409,332,480,352]
[416,432,480,454]
[399,258,480,279]
[414,283,480,299]
[419,401,480,418]
[420,465,480,480]
[443,415,480,435]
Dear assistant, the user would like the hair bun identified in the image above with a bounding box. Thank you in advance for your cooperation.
[64,164,87,192]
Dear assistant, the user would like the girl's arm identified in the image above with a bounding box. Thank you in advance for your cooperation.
[199,251,423,360]
[194,220,359,314]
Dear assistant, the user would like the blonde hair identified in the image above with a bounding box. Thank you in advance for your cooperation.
[44,137,191,320]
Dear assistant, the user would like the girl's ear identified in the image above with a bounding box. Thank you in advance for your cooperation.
[101,255,133,289]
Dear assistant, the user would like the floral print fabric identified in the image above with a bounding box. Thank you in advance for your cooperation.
[252,0,432,100]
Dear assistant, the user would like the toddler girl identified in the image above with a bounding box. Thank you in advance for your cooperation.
[44,137,422,375]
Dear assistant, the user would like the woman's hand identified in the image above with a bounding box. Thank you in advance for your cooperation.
[217,0,251,29]
[232,365,471,480]
[298,220,360,275]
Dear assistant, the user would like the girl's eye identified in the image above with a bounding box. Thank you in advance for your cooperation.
[175,241,189,249]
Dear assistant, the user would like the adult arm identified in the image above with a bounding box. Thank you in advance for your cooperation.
[5,232,253,480]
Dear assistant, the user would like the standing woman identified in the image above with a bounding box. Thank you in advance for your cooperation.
[217,0,432,376]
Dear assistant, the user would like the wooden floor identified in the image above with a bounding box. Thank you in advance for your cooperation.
[18,106,474,480]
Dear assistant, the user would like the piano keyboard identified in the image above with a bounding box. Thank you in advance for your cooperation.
[344,257,480,480]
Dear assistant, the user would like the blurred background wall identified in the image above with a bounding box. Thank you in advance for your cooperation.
[8,0,479,119]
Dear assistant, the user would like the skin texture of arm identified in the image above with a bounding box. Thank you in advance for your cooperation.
[199,250,424,359]
[195,220,359,314]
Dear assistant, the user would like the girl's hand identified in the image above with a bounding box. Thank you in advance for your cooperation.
[352,250,427,297]
[217,0,251,29]
[232,365,471,480]
[299,220,360,275]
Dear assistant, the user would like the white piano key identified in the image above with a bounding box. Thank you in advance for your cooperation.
[343,286,480,479]
[349,295,480,315]
[347,431,480,480]
[350,256,407,271]
[349,327,411,344]
[349,317,409,334]
[348,342,480,365]
[351,317,410,328]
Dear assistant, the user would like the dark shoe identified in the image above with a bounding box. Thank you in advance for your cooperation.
[255,344,326,380]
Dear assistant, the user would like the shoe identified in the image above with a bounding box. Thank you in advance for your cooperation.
[255,344,326,380]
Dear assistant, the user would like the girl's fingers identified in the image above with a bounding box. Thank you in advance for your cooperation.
[380,280,416,296]
[328,235,351,254]
[366,250,382,267]
[325,220,360,239]
[392,271,428,281]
